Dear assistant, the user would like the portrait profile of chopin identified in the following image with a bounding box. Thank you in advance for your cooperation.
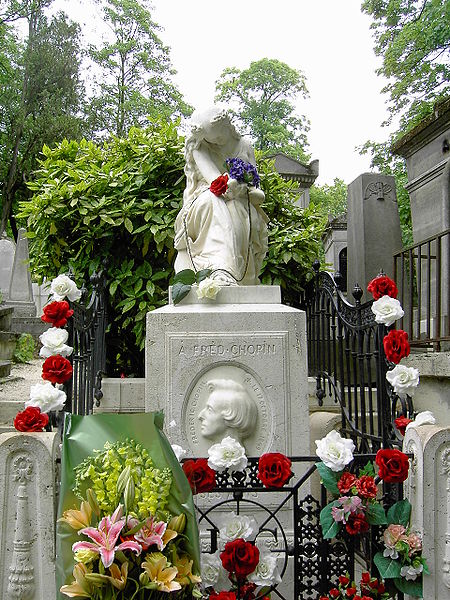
[198,379,258,445]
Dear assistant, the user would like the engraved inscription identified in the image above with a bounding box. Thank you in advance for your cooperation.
[177,341,276,358]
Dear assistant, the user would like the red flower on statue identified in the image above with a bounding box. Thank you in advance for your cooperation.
[375,448,409,483]
[14,406,49,432]
[383,329,410,364]
[42,354,73,384]
[367,276,398,300]
[210,174,229,196]
[257,452,293,488]
[220,538,260,579]
[394,416,412,436]
[41,300,74,328]
[182,458,216,494]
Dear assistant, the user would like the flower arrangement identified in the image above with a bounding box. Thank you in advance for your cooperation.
[13,273,79,432]
[59,438,201,599]
[209,158,260,200]
[321,571,390,599]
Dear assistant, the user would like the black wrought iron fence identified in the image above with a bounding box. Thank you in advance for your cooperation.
[197,454,404,599]
[300,262,414,453]
[393,228,450,351]
[66,269,107,415]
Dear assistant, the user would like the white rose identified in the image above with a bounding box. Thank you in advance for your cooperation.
[207,436,248,472]
[218,511,257,543]
[248,551,281,587]
[371,296,404,326]
[39,327,73,358]
[197,277,221,300]
[200,551,232,591]
[405,410,435,431]
[171,444,186,462]
[50,274,82,302]
[26,381,66,413]
[386,365,420,399]
[315,430,355,472]
[400,563,423,581]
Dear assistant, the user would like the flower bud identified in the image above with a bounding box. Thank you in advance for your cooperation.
[168,513,186,533]
[116,465,132,497]
[124,477,135,513]
[139,572,150,586]
[86,488,101,518]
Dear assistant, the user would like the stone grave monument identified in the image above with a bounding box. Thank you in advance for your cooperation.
[6,227,36,317]
[145,107,310,460]
[0,231,15,300]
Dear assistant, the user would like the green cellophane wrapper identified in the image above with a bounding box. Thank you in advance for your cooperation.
[56,411,200,599]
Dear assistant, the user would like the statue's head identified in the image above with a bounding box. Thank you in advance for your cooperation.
[189,106,239,145]
[198,379,257,444]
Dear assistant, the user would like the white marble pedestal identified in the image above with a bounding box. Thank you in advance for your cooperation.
[145,286,309,458]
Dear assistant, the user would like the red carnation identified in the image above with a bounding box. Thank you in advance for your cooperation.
[210,174,229,196]
[383,329,410,364]
[337,471,357,494]
[394,415,412,436]
[14,406,49,432]
[355,475,378,499]
[182,458,216,494]
[42,354,73,384]
[375,448,409,483]
[220,538,259,580]
[367,275,398,300]
[257,452,293,488]
[345,512,370,536]
[41,300,73,328]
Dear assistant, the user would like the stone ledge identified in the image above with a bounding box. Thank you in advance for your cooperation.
[403,351,450,377]
[169,284,281,305]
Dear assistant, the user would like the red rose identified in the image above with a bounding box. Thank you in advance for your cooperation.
[209,593,236,600]
[367,275,398,300]
[339,575,350,586]
[14,406,49,432]
[360,572,370,584]
[220,538,259,579]
[394,415,412,436]
[355,475,378,499]
[182,458,216,494]
[329,589,340,599]
[337,472,357,494]
[210,174,229,196]
[257,452,293,488]
[42,354,73,384]
[345,513,370,535]
[375,448,409,483]
[41,300,74,328]
[383,329,410,364]
[346,588,357,597]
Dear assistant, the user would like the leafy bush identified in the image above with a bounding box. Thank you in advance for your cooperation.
[19,123,323,375]
[13,333,36,363]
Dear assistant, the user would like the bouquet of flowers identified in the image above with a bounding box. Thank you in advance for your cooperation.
[57,413,201,599]
[320,571,391,599]
[209,158,260,199]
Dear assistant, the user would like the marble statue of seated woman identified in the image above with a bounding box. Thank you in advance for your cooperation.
[174,106,268,286]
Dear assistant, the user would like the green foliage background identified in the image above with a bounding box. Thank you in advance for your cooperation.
[19,123,323,375]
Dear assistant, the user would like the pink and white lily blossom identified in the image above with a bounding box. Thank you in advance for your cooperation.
[73,505,141,568]
[126,516,169,551]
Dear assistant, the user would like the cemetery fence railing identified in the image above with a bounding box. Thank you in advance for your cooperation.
[393,228,450,351]
[299,261,414,453]
[66,269,107,415]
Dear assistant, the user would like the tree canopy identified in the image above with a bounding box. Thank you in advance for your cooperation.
[362,0,450,130]
[215,58,310,161]
[87,0,192,137]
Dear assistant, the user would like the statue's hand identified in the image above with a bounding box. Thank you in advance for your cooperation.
[248,186,265,206]
[224,178,247,201]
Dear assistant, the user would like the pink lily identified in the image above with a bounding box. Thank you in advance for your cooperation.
[73,505,142,568]
[133,517,168,551]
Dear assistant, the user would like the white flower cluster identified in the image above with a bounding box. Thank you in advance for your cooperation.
[207,436,248,472]
[26,382,66,413]
[196,277,221,300]
[39,327,73,359]
[50,274,82,302]
[315,430,355,472]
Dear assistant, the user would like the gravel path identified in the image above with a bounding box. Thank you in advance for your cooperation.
[0,358,44,402]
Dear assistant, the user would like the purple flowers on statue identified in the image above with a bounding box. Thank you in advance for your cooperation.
[225,157,260,188]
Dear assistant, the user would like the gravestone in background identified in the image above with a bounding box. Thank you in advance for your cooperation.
[6,228,36,317]
[347,173,402,301]
[0,232,15,301]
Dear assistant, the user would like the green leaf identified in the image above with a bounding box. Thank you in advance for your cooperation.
[121,299,135,313]
[171,281,191,305]
[358,461,376,477]
[172,269,196,285]
[124,217,133,233]
[366,502,387,525]
[387,499,411,526]
[319,501,341,539]
[195,268,212,283]
[394,576,423,597]
[109,281,118,296]
[374,552,402,579]
[316,462,340,495]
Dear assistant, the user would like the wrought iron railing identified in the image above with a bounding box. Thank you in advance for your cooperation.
[300,262,414,452]
[66,269,107,415]
[197,454,404,600]
[394,228,450,351]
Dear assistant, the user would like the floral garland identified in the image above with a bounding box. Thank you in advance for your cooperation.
[13,274,80,432]
[321,571,389,599]
[174,436,293,599]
